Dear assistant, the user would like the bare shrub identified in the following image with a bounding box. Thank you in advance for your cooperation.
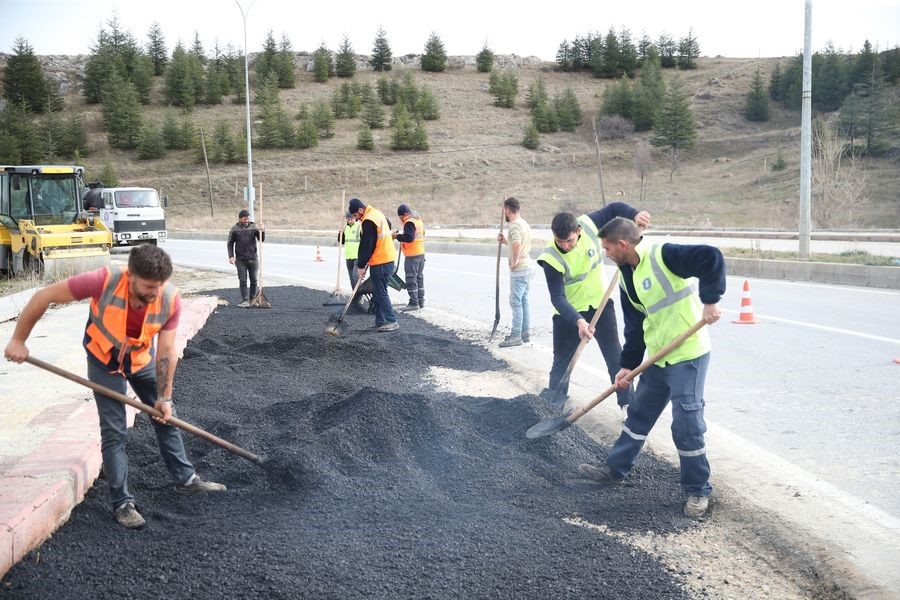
[597,115,634,140]
[633,141,653,203]
[812,120,868,228]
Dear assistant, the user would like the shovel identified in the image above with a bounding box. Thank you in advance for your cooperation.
[489,202,504,341]
[324,191,349,306]
[539,270,620,406]
[23,356,265,465]
[325,272,367,338]
[526,319,707,439]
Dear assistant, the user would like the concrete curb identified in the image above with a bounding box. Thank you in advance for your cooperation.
[0,295,219,579]
[169,231,900,289]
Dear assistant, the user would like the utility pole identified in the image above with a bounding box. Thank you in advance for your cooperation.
[799,0,812,258]
[199,127,214,217]
[235,0,257,221]
[592,116,607,206]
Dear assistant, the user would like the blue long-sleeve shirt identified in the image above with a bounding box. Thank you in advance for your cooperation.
[618,242,726,369]
[539,202,640,325]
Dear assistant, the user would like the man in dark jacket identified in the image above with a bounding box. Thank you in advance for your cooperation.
[227,209,265,307]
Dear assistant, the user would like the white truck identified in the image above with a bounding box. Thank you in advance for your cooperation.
[82,185,167,246]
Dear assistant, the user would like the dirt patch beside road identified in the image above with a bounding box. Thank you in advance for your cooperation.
[1,285,852,599]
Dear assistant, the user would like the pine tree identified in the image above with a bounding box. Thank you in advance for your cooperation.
[768,63,783,100]
[601,78,634,120]
[276,34,296,88]
[397,72,419,112]
[619,28,638,77]
[631,49,664,131]
[129,55,154,104]
[657,34,677,68]
[815,43,849,112]
[63,114,89,157]
[99,162,119,187]
[311,101,335,138]
[295,119,318,149]
[532,100,559,133]
[255,73,286,148]
[162,112,180,149]
[377,77,398,105]
[3,37,51,112]
[850,40,877,88]
[370,26,392,72]
[357,123,374,150]
[146,21,167,75]
[594,28,622,78]
[256,30,279,81]
[491,71,518,108]
[556,88,582,131]
[412,119,429,150]
[526,77,548,110]
[421,32,448,73]
[416,87,440,120]
[677,29,700,69]
[744,67,770,122]
[637,31,653,65]
[362,98,385,129]
[179,118,195,149]
[651,75,695,180]
[335,35,357,78]
[390,105,416,149]
[840,61,891,154]
[40,101,64,162]
[101,70,143,149]
[476,43,494,73]
[313,44,331,83]
[137,123,166,159]
[522,123,540,149]
[190,31,205,64]
[556,40,574,72]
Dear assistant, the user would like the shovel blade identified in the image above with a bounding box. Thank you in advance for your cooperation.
[324,315,349,338]
[526,415,573,439]
[323,292,348,306]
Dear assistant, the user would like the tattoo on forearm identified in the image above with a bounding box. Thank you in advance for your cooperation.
[157,357,171,398]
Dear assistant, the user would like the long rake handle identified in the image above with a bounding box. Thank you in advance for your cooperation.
[566,319,708,424]
[334,192,345,292]
[558,270,620,386]
[24,356,264,465]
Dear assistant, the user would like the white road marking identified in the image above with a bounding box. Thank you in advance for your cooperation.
[721,308,900,345]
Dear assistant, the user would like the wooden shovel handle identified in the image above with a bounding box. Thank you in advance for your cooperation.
[559,270,621,383]
[566,319,708,424]
[24,356,264,464]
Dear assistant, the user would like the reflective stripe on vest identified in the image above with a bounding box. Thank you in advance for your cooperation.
[537,214,606,313]
[344,222,361,260]
[400,216,425,257]
[363,206,397,266]
[623,240,710,366]
[84,268,176,374]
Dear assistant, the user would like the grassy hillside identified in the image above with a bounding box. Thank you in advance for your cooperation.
[52,58,900,230]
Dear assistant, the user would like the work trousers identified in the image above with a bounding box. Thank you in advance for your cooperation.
[549,301,633,407]
[606,353,712,497]
[235,258,259,302]
[508,268,532,337]
[346,258,359,289]
[403,254,425,306]
[88,358,195,510]
[369,262,397,327]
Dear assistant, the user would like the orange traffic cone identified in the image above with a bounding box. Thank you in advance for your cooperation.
[732,280,758,324]
[314,244,324,262]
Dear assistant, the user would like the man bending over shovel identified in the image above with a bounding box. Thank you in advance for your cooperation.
[537,202,650,413]
[4,244,226,529]
[578,217,725,520]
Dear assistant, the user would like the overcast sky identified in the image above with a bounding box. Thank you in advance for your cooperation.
[3,0,898,60]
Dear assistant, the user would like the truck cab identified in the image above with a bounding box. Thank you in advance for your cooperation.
[83,186,167,246]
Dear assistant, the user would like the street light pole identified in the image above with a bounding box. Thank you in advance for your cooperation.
[235,0,257,221]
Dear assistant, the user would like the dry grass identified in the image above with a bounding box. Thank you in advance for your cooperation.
[66,57,899,231]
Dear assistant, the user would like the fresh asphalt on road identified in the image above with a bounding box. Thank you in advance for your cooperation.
[160,237,900,520]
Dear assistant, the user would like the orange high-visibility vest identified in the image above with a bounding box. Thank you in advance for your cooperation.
[400,216,425,257]
[84,268,176,374]
[362,206,397,266]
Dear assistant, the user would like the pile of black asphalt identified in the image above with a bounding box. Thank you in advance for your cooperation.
[3,286,700,599]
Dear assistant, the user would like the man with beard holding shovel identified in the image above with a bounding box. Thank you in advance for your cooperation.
[537,202,650,413]
[578,217,725,520]
[4,245,226,529]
